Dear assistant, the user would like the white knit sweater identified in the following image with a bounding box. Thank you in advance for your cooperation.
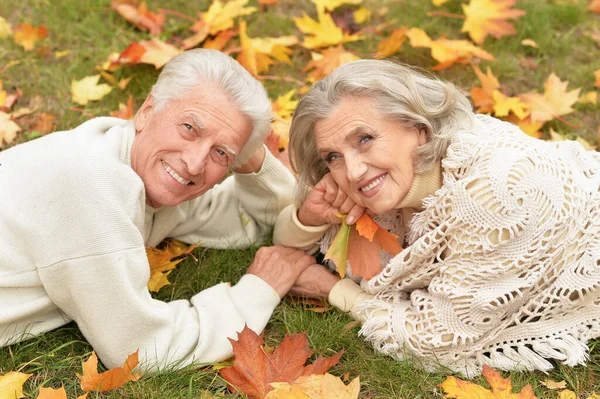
[0,117,296,372]
[275,114,600,376]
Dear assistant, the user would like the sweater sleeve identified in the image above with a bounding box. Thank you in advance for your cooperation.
[272,204,330,254]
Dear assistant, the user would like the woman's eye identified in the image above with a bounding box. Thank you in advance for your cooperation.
[325,153,340,163]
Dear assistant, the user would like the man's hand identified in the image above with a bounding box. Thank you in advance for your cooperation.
[290,264,340,299]
[246,246,316,298]
[297,173,365,226]
[233,146,266,174]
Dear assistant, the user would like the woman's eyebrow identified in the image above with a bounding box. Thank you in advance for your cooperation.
[318,126,371,155]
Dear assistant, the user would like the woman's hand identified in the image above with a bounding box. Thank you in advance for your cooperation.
[297,173,365,226]
[290,264,340,299]
[246,246,316,298]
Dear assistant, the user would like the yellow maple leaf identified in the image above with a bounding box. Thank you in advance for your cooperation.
[433,0,450,5]
[558,390,577,399]
[461,0,526,45]
[374,28,407,59]
[71,75,113,106]
[139,38,182,70]
[518,73,581,123]
[311,0,363,13]
[272,89,298,120]
[504,114,544,138]
[440,364,537,399]
[0,111,21,148]
[13,23,48,51]
[492,90,529,119]
[579,91,598,104]
[206,0,256,35]
[266,373,360,399]
[406,28,494,70]
[252,35,299,64]
[146,239,197,292]
[294,8,363,49]
[304,45,360,82]
[236,20,271,76]
[0,16,12,38]
[0,372,31,399]
[353,7,371,24]
[594,69,600,87]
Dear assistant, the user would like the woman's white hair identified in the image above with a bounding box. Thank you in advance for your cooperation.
[148,49,271,165]
[289,59,474,205]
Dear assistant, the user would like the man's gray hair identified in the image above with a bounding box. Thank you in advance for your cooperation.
[150,49,271,165]
[288,59,474,204]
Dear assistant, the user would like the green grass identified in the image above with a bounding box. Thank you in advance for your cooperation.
[2,0,600,398]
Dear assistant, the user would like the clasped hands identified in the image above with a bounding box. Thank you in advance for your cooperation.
[248,173,366,299]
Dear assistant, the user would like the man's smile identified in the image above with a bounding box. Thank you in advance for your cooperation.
[161,160,193,186]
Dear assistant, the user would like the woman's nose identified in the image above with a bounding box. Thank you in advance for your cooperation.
[345,154,368,182]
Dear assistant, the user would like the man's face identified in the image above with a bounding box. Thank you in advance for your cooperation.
[131,81,253,208]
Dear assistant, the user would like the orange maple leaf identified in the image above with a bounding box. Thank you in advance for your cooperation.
[110,96,135,120]
[461,0,525,45]
[440,364,537,398]
[325,214,402,280]
[146,239,197,292]
[589,0,600,13]
[203,29,237,51]
[374,28,407,59]
[77,350,142,392]
[219,325,343,399]
[304,45,360,83]
[111,0,165,35]
[518,73,581,124]
[37,386,88,399]
[13,23,48,51]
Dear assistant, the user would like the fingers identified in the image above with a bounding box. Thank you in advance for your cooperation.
[345,203,365,225]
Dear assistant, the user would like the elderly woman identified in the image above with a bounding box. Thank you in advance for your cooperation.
[274,59,600,376]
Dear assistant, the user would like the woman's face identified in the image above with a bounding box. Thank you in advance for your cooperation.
[314,96,428,215]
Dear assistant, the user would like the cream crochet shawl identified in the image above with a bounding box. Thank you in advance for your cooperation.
[322,114,600,376]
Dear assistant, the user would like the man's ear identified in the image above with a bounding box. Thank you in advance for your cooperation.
[134,94,155,132]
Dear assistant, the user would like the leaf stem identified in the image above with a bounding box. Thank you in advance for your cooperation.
[426,11,466,20]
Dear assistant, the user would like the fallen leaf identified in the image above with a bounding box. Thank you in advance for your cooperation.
[594,69,600,87]
[55,50,69,58]
[236,20,270,76]
[439,364,536,398]
[37,386,88,399]
[406,28,494,70]
[272,89,298,121]
[519,73,581,123]
[539,379,567,390]
[259,0,279,4]
[0,111,21,148]
[0,16,12,38]
[0,372,31,399]
[304,45,359,82]
[139,38,183,69]
[203,29,237,51]
[146,239,197,292]
[31,112,56,135]
[238,26,298,75]
[353,7,372,24]
[311,0,363,13]
[433,0,451,5]
[13,23,48,51]
[77,350,142,392]
[590,0,600,12]
[294,8,364,49]
[118,77,132,90]
[504,114,543,138]
[266,373,360,399]
[111,0,165,35]
[110,96,135,120]
[323,215,352,278]
[578,91,598,104]
[374,28,407,59]
[558,390,577,399]
[115,42,146,66]
[521,38,537,47]
[461,0,525,45]
[519,57,538,71]
[492,90,529,119]
[71,75,113,106]
[220,325,344,399]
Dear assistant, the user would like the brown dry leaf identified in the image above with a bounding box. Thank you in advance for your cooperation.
[461,0,525,45]
[304,45,359,83]
[374,28,407,59]
[294,8,364,49]
[439,364,537,398]
[519,73,581,123]
[0,16,12,38]
[0,372,31,399]
[77,350,142,392]
[146,239,197,292]
[406,28,494,70]
[111,0,165,35]
[590,0,600,12]
[13,23,48,51]
[219,325,344,399]
[110,96,135,120]
[71,75,113,106]
[37,386,88,399]
[470,64,501,114]
[539,379,567,390]
[31,112,56,135]
[0,111,21,148]
[594,70,600,87]
[266,374,360,399]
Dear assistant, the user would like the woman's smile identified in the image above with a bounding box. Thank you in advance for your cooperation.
[359,173,387,197]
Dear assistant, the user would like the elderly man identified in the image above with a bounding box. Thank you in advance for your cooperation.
[0,49,313,372]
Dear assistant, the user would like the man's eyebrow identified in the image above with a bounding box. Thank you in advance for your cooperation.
[191,116,207,131]
[191,115,238,157]
[222,145,237,157]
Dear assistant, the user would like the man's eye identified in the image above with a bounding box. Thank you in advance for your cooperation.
[184,123,193,130]
[216,149,226,157]
[359,135,373,144]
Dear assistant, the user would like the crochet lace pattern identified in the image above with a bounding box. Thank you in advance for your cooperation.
[321,115,600,376]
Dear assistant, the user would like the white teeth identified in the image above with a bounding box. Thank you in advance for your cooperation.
[162,161,191,185]
[361,174,386,192]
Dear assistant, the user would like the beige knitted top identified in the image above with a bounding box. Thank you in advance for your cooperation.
[274,114,600,376]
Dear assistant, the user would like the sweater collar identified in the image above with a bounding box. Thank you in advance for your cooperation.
[121,120,136,168]
[396,161,443,210]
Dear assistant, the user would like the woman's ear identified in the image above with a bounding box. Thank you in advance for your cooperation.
[134,95,155,132]
[418,127,429,145]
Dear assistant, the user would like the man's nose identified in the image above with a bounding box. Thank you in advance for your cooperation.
[182,143,210,176]
[345,153,368,182]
